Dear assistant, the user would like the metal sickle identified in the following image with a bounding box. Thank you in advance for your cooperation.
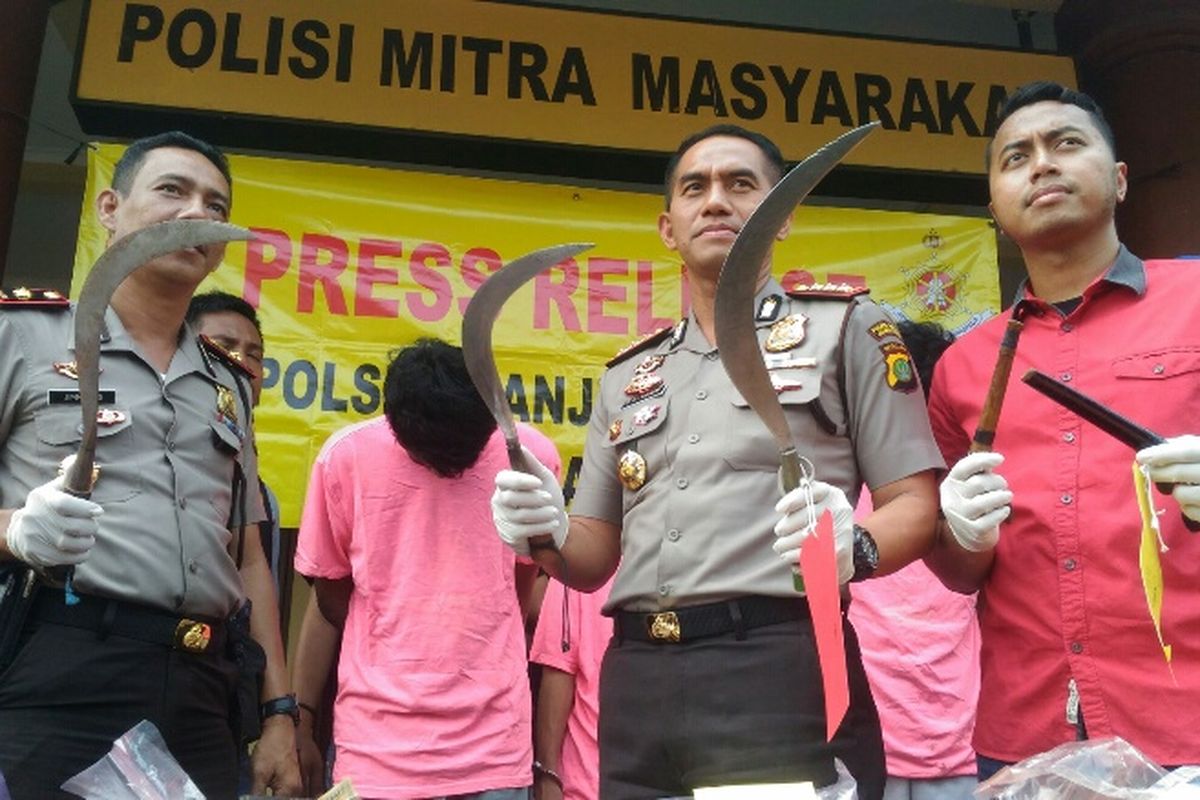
[54,219,254,600]
[713,122,879,494]
[461,242,594,473]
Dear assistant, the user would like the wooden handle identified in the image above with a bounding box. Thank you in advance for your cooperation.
[970,319,1024,453]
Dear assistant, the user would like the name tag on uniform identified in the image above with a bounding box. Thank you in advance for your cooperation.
[47,389,116,405]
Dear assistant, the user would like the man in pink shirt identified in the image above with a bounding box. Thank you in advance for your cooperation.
[927,81,1200,778]
[528,575,614,800]
[292,339,560,799]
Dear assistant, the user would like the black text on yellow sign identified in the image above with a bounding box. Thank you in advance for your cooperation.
[78,0,1075,173]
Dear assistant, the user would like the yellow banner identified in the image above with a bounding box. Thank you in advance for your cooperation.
[75,0,1074,174]
[74,145,999,525]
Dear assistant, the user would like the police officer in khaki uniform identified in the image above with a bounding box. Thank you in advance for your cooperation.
[492,125,942,799]
[0,132,301,798]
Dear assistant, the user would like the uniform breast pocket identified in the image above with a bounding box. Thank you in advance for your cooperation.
[723,369,822,471]
[34,408,141,503]
[1111,347,1200,381]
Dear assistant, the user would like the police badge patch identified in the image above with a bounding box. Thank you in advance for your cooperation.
[880,341,918,393]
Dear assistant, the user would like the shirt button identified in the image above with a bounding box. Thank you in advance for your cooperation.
[179,497,188,509]
[1153,363,1165,375]
[687,433,700,444]
[167,440,177,452]
[658,584,671,597]
[676,478,689,489]
[1063,432,1076,443]
[1060,372,1072,382]
[1061,323,1074,332]
[1061,493,1073,505]
[1070,642,1083,654]
[695,390,708,400]
[667,529,681,542]
[1064,558,1077,571]
[187,560,198,574]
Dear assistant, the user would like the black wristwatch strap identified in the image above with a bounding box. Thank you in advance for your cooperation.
[260,693,300,725]
[850,524,880,583]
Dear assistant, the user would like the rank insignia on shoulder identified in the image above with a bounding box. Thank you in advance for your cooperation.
[764,313,808,353]
[199,334,256,380]
[0,287,69,307]
[786,281,870,300]
[880,341,918,393]
[867,319,901,341]
[606,325,673,368]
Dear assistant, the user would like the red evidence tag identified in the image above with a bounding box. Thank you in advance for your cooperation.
[799,510,849,741]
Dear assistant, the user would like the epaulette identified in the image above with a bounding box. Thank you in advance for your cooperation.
[606,325,673,368]
[0,287,69,308]
[199,333,256,380]
[785,281,870,300]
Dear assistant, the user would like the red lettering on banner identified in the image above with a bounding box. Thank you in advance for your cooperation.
[298,233,350,314]
[534,260,581,332]
[457,247,503,315]
[356,238,403,318]
[636,260,674,334]
[243,228,292,306]
[827,272,867,289]
[587,258,629,335]
[406,242,453,322]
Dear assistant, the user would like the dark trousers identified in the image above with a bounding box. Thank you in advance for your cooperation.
[0,616,240,799]
[598,612,885,799]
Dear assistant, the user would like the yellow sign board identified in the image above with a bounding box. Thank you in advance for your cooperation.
[74,145,999,525]
[75,0,1074,174]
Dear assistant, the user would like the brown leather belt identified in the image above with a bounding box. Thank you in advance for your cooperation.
[614,595,810,644]
[31,589,226,655]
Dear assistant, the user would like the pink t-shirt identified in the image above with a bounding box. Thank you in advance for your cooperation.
[528,577,614,800]
[295,418,561,798]
[849,493,978,778]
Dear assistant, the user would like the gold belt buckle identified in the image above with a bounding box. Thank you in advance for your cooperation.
[647,611,681,643]
[174,619,212,653]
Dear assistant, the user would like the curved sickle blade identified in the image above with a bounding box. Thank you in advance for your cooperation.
[714,122,878,491]
[462,243,593,471]
[64,219,254,495]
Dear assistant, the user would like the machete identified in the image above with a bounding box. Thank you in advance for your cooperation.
[713,122,879,493]
[53,219,254,601]
[462,242,593,472]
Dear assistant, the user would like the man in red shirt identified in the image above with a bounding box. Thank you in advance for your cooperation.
[926,81,1200,778]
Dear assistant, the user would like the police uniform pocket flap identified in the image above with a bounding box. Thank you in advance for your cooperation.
[210,417,244,455]
[729,367,822,407]
[35,407,133,446]
[1112,347,1200,380]
[602,396,669,448]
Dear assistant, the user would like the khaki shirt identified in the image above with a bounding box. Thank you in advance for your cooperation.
[0,305,264,618]
[572,278,943,612]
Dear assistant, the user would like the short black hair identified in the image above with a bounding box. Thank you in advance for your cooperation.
[111,131,232,198]
[986,81,1117,168]
[186,290,262,339]
[896,319,956,400]
[383,339,497,478]
[663,124,786,209]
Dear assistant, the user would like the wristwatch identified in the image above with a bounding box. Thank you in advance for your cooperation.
[850,524,880,582]
[260,693,300,726]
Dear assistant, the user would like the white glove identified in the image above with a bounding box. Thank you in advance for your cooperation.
[491,446,568,557]
[773,480,855,584]
[1136,435,1200,523]
[6,471,103,568]
[940,452,1011,552]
